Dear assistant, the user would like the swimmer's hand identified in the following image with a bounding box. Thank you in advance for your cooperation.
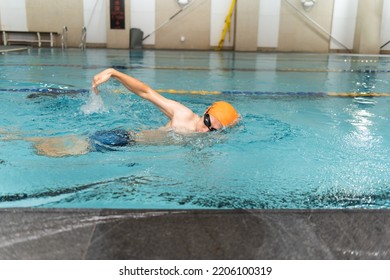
[92,68,115,94]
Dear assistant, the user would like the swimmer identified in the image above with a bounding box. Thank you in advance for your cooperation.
[3,68,240,157]
[91,68,239,133]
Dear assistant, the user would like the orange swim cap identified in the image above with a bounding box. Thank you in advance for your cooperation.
[207,101,239,127]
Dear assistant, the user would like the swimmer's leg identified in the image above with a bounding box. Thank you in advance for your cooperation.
[29,135,90,157]
[0,128,24,141]
[1,129,91,157]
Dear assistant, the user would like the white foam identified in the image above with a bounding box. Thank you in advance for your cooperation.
[81,89,107,115]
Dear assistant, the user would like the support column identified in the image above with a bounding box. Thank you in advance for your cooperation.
[106,0,131,49]
[234,0,259,51]
[353,0,383,54]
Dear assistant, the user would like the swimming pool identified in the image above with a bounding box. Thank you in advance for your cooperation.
[1,49,390,209]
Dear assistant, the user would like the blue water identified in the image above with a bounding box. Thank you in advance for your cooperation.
[1,48,390,209]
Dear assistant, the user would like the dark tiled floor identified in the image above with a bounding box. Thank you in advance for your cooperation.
[0,208,389,259]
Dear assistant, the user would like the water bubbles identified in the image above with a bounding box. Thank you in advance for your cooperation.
[80,89,107,115]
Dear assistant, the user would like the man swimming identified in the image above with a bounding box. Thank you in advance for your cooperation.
[92,68,239,133]
[5,68,240,157]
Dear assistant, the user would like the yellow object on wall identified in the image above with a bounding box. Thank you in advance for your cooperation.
[216,0,236,51]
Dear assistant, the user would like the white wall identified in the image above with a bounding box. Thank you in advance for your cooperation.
[1,0,389,52]
[381,0,390,51]
[131,0,155,45]
[258,0,281,48]
[210,0,234,47]
[330,0,358,50]
[83,0,106,44]
[0,0,28,31]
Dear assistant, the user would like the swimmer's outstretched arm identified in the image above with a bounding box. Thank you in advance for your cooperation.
[92,68,194,121]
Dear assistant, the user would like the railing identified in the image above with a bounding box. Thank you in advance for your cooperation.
[282,0,351,52]
[2,31,6,46]
[381,40,390,49]
[61,26,68,49]
[80,26,87,50]
[2,30,57,47]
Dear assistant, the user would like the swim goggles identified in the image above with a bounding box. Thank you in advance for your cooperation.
[203,113,217,131]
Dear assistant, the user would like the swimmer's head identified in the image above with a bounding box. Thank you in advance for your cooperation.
[206,101,239,129]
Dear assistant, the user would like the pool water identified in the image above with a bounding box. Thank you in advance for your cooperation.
[1,49,390,209]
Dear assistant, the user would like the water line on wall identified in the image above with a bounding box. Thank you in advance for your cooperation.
[283,0,351,52]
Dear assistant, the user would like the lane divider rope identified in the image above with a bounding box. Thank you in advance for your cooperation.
[2,88,390,97]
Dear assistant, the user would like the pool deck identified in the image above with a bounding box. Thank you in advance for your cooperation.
[0,208,389,259]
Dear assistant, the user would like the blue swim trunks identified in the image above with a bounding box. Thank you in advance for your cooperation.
[89,129,135,152]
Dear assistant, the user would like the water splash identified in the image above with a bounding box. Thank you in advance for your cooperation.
[80,89,107,115]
